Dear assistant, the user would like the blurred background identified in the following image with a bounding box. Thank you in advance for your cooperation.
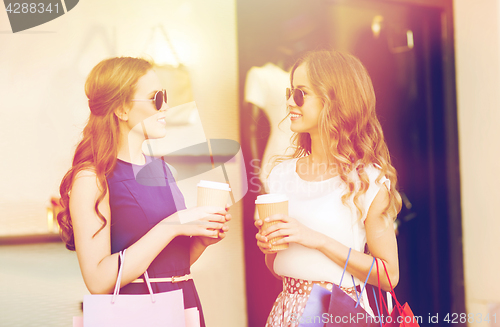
[0,0,498,326]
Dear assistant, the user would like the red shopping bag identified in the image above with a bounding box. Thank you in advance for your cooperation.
[373,260,420,327]
[385,303,419,327]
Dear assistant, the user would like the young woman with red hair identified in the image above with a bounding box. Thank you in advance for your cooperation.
[255,50,402,326]
[58,57,229,326]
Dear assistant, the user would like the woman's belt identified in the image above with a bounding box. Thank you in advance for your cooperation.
[131,273,192,283]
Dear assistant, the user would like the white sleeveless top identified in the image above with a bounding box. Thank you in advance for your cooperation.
[267,158,390,285]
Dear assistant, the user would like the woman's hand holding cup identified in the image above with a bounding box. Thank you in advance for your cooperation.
[196,180,231,239]
[255,194,289,252]
[255,218,277,254]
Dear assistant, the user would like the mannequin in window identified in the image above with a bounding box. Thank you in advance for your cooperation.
[244,48,298,194]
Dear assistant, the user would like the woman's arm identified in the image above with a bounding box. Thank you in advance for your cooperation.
[189,209,231,265]
[316,186,399,290]
[188,230,228,266]
[262,186,398,291]
[264,253,282,280]
[189,238,207,266]
[70,170,227,294]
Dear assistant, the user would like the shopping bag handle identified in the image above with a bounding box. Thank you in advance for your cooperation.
[338,248,352,288]
[337,248,376,309]
[112,250,126,303]
[381,260,400,309]
[372,287,383,327]
[375,259,390,317]
[375,259,402,316]
[354,257,375,308]
[111,249,156,304]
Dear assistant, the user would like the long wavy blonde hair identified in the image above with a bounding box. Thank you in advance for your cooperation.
[280,50,401,221]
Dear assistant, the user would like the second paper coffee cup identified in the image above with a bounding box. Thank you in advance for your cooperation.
[255,194,289,250]
[197,180,231,208]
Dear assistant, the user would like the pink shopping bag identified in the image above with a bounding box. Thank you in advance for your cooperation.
[81,250,187,327]
[75,305,199,327]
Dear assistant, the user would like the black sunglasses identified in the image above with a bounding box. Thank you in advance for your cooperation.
[131,89,167,110]
[286,88,305,107]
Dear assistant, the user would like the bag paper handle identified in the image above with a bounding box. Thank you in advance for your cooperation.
[112,250,126,303]
[335,249,359,309]
[143,270,156,303]
[338,248,352,288]
[375,259,403,316]
[372,287,383,327]
[381,260,401,310]
[371,273,393,326]
[338,248,376,309]
[387,291,393,314]
[351,275,359,300]
[111,249,156,304]
[354,257,375,308]
[375,259,390,317]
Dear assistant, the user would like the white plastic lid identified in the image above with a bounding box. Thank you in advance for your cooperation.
[255,194,288,204]
[197,180,231,191]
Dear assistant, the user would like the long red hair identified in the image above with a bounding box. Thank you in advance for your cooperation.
[281,50,402,221]
[58,57,153,250]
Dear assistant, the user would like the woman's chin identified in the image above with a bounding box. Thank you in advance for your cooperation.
[150,130,168,139]
[290,124,299,133]
[290,125,304,133]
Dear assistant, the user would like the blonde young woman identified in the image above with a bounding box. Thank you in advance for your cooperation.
[255,50,402,326]
[58,57,230,327]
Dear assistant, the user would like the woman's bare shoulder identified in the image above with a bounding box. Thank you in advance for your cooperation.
[74,167,97,179]
[72,167,105,197]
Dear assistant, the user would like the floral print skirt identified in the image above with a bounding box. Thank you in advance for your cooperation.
[265,277,360,327]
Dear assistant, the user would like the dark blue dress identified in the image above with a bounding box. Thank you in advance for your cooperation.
[107,156,205,326]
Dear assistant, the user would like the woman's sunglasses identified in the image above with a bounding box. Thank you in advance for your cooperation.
[131,89,167,110]
[286,88,305,107]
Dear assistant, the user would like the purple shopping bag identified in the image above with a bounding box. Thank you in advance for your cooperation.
[299,284,331,326]
[300,249,378,327]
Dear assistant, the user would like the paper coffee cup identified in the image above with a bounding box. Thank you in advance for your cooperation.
[197,180,231,208]
[255,194,289,250]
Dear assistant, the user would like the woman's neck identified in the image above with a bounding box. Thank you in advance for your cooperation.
[309,132,329,164]
[117,127,146,165]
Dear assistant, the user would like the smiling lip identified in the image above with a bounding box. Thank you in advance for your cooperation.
[290,112,302,121]
[157,117,166,124]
